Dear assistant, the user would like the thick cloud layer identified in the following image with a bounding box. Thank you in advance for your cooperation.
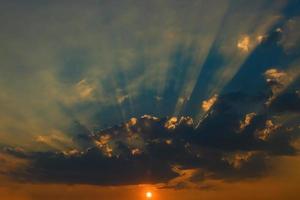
[3,89,299,187]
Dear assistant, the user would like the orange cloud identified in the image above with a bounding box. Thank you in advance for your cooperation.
[239,112,257,132]
[237,36,251,52]
[201,94,218,112]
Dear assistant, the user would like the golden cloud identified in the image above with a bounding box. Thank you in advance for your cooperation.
[201,94,218,112]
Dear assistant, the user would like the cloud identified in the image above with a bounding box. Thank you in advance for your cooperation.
[237,36,251,52]
[270,91,300,112]
[0,151,28,174]
[264,69,289,94]
[75,79,95,100]
[279,17,300,53]
[239,112,256,132]
[255,120,281,141]
[164,117,178,130]
[201,94,218,112]
[35,130,75,151]
[264,67,299,105]
[117,94,130,104]
[2,90,299,187]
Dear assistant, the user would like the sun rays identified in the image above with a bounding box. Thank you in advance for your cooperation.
[0,0,296,151]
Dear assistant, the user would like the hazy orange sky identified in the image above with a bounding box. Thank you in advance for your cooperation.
[1,156,299,200]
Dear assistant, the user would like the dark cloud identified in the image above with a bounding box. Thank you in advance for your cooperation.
[270,92,300,112]
[2,91,299,187]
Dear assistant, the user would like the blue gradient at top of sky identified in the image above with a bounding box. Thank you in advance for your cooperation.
[0,0,299,150]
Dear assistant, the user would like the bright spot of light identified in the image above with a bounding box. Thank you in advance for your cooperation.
[146,191,153,199]
[237,36,250,52]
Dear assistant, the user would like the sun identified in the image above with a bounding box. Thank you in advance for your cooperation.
[146,191,153,199]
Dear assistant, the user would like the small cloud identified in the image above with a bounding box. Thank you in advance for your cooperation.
[237,36,251,52]
[76,79,95,100]
[62,149,83,156]
[141,115,159,121]
[256,35,267,43]
[264,68,292,105]
[165,139,173,145]
[264,69,288,85]
[0,152,28,174]
[35,130,74,150]
[165,117,178,130]
[291,137,300,151]
[239,112,256,132]
[255,120,280,141]
[131,148,141,156]
[202,94,218,112]
[279,17,300,52]
[127,117,137,126]
[178,97,185,105]
[222,151,257,169]
[276,28,283,33]
[164,116,192,130]
[179,116,194,126]
[163,166,200,190]
[155,96,163,101]
[95,134,114,157]
[117,94,129,104]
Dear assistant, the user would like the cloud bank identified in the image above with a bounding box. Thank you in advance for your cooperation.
[2,89,299,188]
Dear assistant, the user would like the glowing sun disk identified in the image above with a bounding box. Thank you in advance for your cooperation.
[146,191,153,198]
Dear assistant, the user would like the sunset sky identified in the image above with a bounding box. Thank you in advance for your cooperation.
[0,0,300,199]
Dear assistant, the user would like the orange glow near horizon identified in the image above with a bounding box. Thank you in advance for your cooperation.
[146,191,153,199]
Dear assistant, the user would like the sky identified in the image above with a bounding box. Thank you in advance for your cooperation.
[0,0,300,199]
